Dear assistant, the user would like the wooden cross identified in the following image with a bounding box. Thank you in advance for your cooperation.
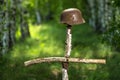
[24,8,106,80]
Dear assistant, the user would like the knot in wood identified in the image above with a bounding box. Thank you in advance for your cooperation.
[62,62,69,70]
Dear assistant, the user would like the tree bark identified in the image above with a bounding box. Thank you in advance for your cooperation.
[97,0,104,31]
[19,0,30,40]
[87,0,96,30]
[2,0,9,54]
[62,25,72,80]
[0,5,4,55]
[65,25,72,57]
[35,0,41,24]
[62,68,68,80]
[88,0,113,33]
[8,0,16,48]
[24,57,106,66]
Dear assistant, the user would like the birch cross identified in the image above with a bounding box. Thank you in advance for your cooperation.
[24,8,106,80]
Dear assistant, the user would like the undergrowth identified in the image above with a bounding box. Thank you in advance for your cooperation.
[0,22,120,80]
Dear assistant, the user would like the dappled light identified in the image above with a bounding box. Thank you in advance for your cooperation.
[1,22,118,80]
[0,0,120,80]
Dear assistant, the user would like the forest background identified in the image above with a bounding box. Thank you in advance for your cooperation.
[0,0,120,80]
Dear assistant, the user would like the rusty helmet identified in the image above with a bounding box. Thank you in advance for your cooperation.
[60,8,85,25]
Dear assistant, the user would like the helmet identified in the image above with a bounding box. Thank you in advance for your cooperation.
[60,8,85,25]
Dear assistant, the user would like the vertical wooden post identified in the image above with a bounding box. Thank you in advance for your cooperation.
[62,25,72,80]
[65,25,72,58]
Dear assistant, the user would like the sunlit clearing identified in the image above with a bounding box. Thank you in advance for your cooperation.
[29,23,41,39]
[11,23,65,59]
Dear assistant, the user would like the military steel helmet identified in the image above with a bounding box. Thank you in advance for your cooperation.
[60,8,85,25]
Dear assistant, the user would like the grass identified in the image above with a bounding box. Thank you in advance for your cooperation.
[0,22,120,80]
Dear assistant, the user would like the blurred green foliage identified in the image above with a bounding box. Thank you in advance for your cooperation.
[103,0,120,51]
[0,22,120,80]
[0,0,120,80]
[103,21,120,51]
[22,0,88,23]
[112,0,120,7]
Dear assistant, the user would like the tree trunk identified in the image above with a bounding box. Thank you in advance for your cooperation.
[20,17,30,39]
[0,4,3,55]
[87,0,96,30]
[88,0,110,33]
[96,0,105,33]
[35,0,41,24]
[8,0,16,48]
[105,0,109,28]
[2,0,9,54]
[35,11,41,24]
[19,0,30,40]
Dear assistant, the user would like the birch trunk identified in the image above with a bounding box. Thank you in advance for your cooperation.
[2,0,9,54]
[35,11,41,24]
[8,0,16,48]
[105,0,109,28]
[88,0,111,32]
[19,0,30,39]
[20,17,30,39]
[62,25,72,80]
[87,0,96,29]
[0,4,4,55]
[35,0,41,24]
[62,68,68,80]
[97,0,105,32]
[105,0,113,28]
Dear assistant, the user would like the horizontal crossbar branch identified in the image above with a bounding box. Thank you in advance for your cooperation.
[24,57,106,66]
